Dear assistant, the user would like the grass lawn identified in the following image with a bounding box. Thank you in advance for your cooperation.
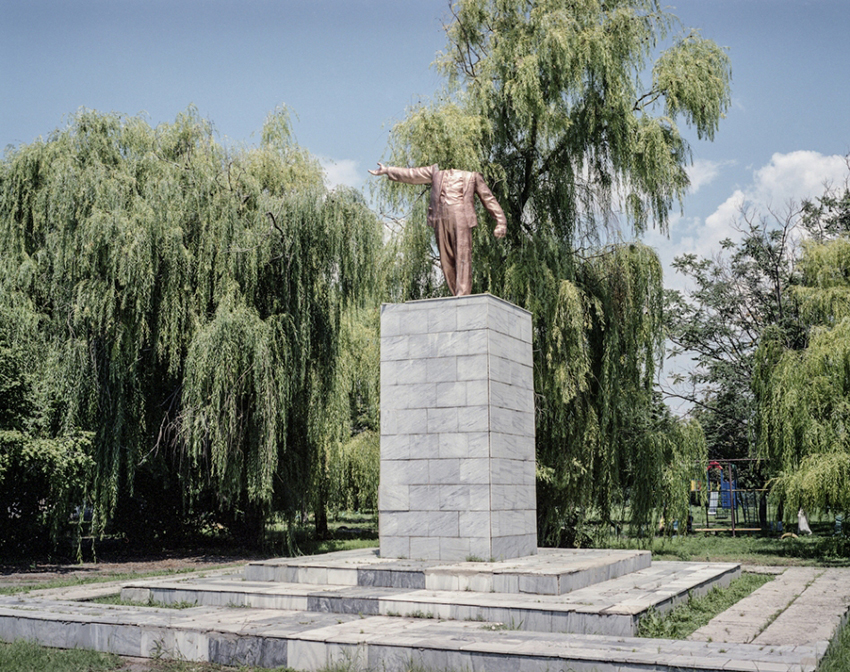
[597,529,850,566]
[0,640,290,671]
[637,572,773,639]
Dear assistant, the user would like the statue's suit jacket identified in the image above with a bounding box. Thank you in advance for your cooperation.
[383,165,507,231]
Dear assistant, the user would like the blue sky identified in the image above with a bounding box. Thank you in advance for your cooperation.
[3,0,849,282]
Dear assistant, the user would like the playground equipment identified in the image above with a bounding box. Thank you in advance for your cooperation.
[691,458,769,536]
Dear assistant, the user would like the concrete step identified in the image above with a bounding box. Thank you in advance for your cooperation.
[0,597,821,672]
[690,567,850,647]
[121,560,741,637]
[244,547,652,595]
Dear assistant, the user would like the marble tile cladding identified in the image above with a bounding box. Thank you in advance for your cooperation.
[490,432,534,461]
[409,536,441,560]
[466,432,491,458]
[428,458,460,484]
[467,484,492,510]
[438,484,472,510]
[380,335,409,361]
[456,301,489,331]
[427,304,457,332]
[456,354,489,381]
[457,405,490,433]
[381,383,437,411]
[427,407,458,434]
[408,484,441,510]
[490,484,536,511]
[459,458,491,484]
[491,406,535,436]
[459,510,491,537]
[491,509,536,538]
[468,536,494,559]
[381,459,428,486]
[488,355,533,390]
[405,333,435,359]
[380,511,423,536]
[433,381,467,408]
[489,329,533,367]
[380,434,410,461]
[435,484,492,512]
[379,484,409,511]
[491,533,537,560]
[434,329,488,357]
[433,432,488,459]
[490,379,534,413]
[408,433,439,458]
[435,432,468,459]
[380,535,410,559]
[381,304,428,337]
[425,357,457,383]
[487,300,530,341]
[427,511,460,536]
[381,358,427,386]
[491,458,536,485]
[439,536,471,558]
[380,296,537,560]
[381,408,428,435]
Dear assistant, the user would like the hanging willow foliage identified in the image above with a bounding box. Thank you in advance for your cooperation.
[377,0,725,541]
[0,107,383,542]
[755,237,850,518]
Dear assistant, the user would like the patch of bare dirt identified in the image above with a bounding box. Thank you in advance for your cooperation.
[0,552,263,589]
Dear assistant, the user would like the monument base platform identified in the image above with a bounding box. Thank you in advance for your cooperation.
[0,548,833,671]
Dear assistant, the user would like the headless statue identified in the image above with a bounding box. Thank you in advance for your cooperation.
[370,163,507,296]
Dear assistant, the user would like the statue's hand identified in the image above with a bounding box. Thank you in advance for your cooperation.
[368,162,387,176]
[494,224,507,239]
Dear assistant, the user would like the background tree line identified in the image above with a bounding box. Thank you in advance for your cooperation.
[666,175,850,520]
[2,0,847,559]
[0,107,383,556]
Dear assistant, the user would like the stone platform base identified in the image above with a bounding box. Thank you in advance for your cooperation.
[0,601,821,672]
[0,549,841,672]
[123,557,738,637]
[243,547,651,594]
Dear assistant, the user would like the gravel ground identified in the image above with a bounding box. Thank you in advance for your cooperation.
[0,552,260,589]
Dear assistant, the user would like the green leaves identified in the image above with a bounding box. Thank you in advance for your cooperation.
[754,210,850,518]
[377,0,726,541]
[0,107,384,544]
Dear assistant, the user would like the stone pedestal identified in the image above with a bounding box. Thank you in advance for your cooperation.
[379,294,536,561]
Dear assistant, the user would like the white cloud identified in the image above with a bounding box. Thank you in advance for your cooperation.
[649,151,848,295]
[689,151,846,260]
[699,151,845,250]
[686,158,729,194]
[750,150,847,204]
[320,157,362,189]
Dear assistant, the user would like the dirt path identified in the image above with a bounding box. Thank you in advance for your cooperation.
[0,552,261,589]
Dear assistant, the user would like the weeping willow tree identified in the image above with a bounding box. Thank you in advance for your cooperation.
[0,106,383,548]
[754,236,850,520]
[376,0,727,542]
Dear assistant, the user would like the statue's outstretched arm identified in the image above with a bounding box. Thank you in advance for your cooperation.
[369,163,434,185]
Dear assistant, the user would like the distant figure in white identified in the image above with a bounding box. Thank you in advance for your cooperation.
[797,508,812,535]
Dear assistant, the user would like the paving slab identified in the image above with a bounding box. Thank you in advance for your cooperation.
[123,560,740,636]
[754,567,850,646]
[0,597,823,672]
[244,547,652,594]
[690,566,850,648]
[689,567,819,644]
